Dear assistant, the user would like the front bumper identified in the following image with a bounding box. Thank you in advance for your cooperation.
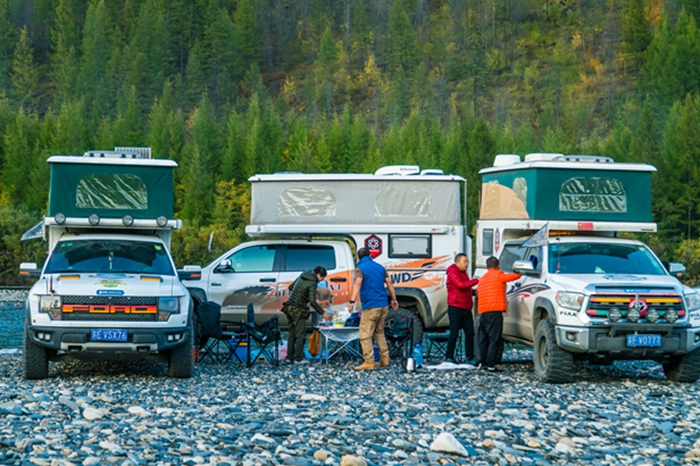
[27,325,190,356]
[556,323,700,357]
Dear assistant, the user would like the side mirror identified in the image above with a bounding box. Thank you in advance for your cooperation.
[214,259,234,273]
[668,262,686,279]
[19,262,40,279]
[178,265,202,281]
[513,260,540,276]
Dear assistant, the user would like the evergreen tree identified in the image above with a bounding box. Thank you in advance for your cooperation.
[233,0,260,80]
[347,114,369,173]
[0,0,13,93]
[11,27,41,112]
[51,0,82,105]
[79,0,116,119]
[113,86,145,146]
[622,0,652,69]
[182,143,215,225]
[387,0,418,72]
[221,107,244,182]
[147,81,185,162]
[2,109,38,206]
[242,93,262,179]
[201,4,237,108]
[53,98,91,154]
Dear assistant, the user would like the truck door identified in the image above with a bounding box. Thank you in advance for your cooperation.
[499,243,527,339]
[208,244,280,324]
[277,244,350,326]
[513,246,543,341]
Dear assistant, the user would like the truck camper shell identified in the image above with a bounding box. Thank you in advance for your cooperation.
[245,170,466,237]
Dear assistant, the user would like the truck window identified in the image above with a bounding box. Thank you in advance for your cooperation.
[44,239,174,275]
[76,173,148,210]
[284,245,336,271]
[548,242,666,275]
[227,246,276,273]
[389,235,431,258]
[499,243,527,273]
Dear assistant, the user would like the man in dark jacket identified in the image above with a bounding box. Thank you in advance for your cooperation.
[445,253,479,364]
[285,266,331,364]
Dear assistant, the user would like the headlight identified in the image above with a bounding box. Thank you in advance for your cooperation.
[627,307,640,323]
[685,293,700,312]
[40,296,61,313]
[158,297,180,313]
[646,307,659,323]
[556,292,584,311]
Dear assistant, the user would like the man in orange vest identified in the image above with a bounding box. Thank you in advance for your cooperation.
[477,256,521,372]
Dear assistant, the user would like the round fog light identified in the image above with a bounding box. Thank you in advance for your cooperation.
[608,307,621,322]
[55,212,66,224]
[627,307,640,323]
[646,307,659,323]
[665,308,678,324]
[156,216,168,227]
[88,214,100,225]
[122,215,134,226]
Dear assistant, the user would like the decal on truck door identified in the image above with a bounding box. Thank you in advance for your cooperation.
[365,234,382,258]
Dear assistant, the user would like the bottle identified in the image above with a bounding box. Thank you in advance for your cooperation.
[413,343,423,368]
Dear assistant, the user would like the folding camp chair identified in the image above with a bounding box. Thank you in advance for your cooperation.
[384,313,414,360]
[426,331,465,362]
[244,303,281,368]
[195,301,245,363]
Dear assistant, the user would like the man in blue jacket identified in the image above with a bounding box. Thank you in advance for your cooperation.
[348,248,399,371]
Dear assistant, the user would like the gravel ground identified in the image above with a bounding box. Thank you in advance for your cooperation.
[1,349,700,466]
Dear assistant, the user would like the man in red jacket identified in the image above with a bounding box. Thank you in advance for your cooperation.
[445,253,479,365]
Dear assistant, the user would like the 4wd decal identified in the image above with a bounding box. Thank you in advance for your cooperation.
[386,255,451,292]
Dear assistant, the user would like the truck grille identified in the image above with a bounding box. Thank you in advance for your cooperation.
[60,296,158,322]
[586,294,685,322]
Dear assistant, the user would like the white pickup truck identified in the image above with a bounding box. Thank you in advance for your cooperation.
[475,153,700,383]
[20,149,195,379]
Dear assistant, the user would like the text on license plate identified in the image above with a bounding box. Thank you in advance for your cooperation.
[626,334,661,347]
[91,329,127,342]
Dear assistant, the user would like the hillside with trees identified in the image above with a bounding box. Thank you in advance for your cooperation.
[1,0,700,283]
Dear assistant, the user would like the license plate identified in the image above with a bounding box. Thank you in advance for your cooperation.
[626,334,661,347]
[91,329,127,342]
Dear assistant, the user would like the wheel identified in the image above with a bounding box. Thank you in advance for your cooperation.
[663,349,700,383]
[474,312,503,364]
[168,317,194,378]
[24,327,49,380]
[533,319,573,383]
[385,307,424,344]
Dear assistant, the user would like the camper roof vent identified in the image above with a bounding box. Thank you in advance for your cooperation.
[553,155,614,163]
[84,147,151,159]
[374,165,420,176]
[493,154,521,167]
[524,153,564,162]
[420,168,445,176]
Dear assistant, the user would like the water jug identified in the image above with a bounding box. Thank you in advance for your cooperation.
[405,355,416,372]
[413,343,423,368]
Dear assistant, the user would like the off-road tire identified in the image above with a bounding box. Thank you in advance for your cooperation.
[533,319,573,383]
[24,327,49,380]
[168,322,194,378]
[474,312,503,364]
[663,348,700,383]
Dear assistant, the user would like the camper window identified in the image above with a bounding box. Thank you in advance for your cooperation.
[389,235,431,259]
[76,173,148,210]
[278,188,336,217]
[559,177,627,213]
[375,188,432,217]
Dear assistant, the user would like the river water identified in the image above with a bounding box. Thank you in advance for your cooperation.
[0,303,24,349]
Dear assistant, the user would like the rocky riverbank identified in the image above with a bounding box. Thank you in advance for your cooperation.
[1,349,699,465]
[0,289,28,303]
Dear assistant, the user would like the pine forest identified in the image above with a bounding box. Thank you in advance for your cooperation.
[1,0,700,283]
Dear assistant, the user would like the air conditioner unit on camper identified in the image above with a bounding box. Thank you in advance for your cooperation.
[374,165,420,176]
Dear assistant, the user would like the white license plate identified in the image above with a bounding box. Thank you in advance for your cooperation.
[91,329,127,342]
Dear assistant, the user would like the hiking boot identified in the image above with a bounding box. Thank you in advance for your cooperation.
[376,360,390,368]
[354,362,375,371]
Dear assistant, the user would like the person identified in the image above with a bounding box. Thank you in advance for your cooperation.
[285,266,331,364]
[477,256,521,372]
[445,253,479,365]
[348,248,399,371]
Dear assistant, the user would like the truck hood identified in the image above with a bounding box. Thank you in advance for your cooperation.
[35,273,179,297]
[548,273,686,295]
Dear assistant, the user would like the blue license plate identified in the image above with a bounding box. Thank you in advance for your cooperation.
[91,329,127,342]
[626,334,661,347]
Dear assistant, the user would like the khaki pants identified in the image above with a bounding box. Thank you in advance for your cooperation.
[359,306,389,364]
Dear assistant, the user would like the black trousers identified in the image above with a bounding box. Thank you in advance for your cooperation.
[478,311,503,368]
[446,306,474,360]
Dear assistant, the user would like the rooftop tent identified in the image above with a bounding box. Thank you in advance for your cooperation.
[479,161,655,223]
[249,174,464,226]
[47,156,177,219]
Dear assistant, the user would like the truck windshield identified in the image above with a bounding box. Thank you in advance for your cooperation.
[44,239,175,275]
[548,242,666,275]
